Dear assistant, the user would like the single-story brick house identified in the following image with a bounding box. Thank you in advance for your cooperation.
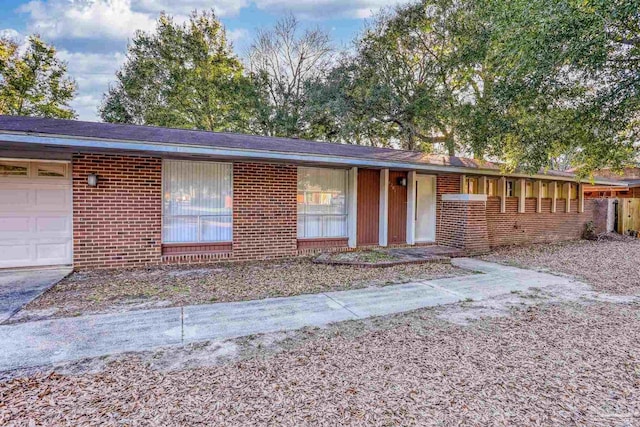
[0,115,624,270]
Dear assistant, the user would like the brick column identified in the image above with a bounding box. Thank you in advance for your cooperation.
[436,194,490,255]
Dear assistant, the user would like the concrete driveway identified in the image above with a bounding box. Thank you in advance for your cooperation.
[0,267,71,323]
[0,258,594,372]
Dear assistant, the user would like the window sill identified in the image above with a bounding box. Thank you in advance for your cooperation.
[297,238,348,250]
[162,242,232,255]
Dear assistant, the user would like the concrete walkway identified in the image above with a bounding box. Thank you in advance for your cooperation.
[0,258,582,372]
[0,267,71,323]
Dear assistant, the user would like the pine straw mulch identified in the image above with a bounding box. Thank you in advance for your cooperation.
[1,301,639,426]
[482,235,640,295]
[11,258,466,323]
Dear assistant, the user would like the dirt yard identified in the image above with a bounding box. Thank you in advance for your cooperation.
[1,299,639,426]
[2,239,640,425]
[482,235,640,295]
[9,258,466,323]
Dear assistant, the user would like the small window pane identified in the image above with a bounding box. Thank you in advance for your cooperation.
[164,216,198,243]
[201,215,232,242]
[0,161,28,176]
[37,163,66,177]
[506,181,515,197]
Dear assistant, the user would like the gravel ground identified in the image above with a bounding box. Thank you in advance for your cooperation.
[482,236,640,295]
[11,258,465,323]
[1,300,639,426]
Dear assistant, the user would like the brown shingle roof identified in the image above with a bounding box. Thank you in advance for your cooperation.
[0,115,589,180]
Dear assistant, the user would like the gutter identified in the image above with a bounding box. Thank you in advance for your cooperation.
[0,130,626,187]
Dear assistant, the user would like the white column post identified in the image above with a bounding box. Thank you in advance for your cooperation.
[578,183,585,213]
[460,174,467,193]
[518,178,526,213]
[479,176,487,195]
[379,168,389,247]
[534,180,542,213]
[551,181,558,213]
[406,170,416,245]
[563,182,571,212]
[499,177,507,213]
[347,167,358,248]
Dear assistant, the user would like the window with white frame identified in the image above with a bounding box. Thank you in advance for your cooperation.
[297,167,348,239]
[162,160,233,243]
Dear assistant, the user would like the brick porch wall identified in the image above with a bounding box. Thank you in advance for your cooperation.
[485,197,593,247]
[72,153,162,269]
[435,173,594,253]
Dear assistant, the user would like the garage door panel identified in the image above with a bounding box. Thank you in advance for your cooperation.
[36,216,70,233]
[36,188,69,208]
[0,216,31,232]
[0,189,30,207]
[0,160,72,268]
[0,242,31,261]
[36,242,70,262]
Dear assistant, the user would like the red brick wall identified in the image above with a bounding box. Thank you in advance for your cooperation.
[485,197,593,247]
[72,153,162,269]
[232,162,298,261]
[437,200,490,254]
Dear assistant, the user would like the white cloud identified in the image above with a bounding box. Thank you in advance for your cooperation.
[134,0,249,17]
[227,28,249,44]
[0,28,22,41]
[252,0,404,19]
[19,0,157,41]
[58,50,126,120]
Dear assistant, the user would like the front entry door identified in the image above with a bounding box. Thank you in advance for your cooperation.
[415,174,436,242]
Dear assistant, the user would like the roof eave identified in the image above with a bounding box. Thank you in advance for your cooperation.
[0,130,625,186]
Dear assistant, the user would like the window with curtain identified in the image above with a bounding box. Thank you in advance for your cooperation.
[297,167,348,239]
[163,160,233,243]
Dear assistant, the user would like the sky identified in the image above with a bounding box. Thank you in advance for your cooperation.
[0,0,403,122]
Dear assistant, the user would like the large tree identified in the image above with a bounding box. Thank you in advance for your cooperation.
[100,11,257,132]
[248,14,334,138]
[305,0,493,154]
[474,0,639,174]
[0,35,76,119]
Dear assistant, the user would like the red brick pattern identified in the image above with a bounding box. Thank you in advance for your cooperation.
[232,162,298,260]
[437,200,490,254]
[72,153,162,269]
[71,155,597,268]
[485,197,593,247]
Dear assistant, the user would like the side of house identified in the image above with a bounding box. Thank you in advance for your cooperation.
[0,117,615,270]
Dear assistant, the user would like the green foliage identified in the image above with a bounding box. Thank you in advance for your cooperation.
[479,0,639,175]
[97,2,640,174]
[0,35,76,119]
[100,11,257,132]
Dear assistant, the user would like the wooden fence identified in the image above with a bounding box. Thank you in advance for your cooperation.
[618,198,640,234]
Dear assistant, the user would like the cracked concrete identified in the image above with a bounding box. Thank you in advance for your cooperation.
[0,258,623,373]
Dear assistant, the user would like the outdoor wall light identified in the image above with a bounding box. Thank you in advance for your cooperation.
[397,177,407,187]
[87,173,99,187]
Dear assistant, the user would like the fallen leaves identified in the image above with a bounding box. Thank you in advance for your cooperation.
[10,258,466,324]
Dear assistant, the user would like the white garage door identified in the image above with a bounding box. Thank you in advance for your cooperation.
[0,159,72,268]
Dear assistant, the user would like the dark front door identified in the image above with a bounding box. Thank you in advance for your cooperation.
[357,169,380,245]
[388,171,408,244]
